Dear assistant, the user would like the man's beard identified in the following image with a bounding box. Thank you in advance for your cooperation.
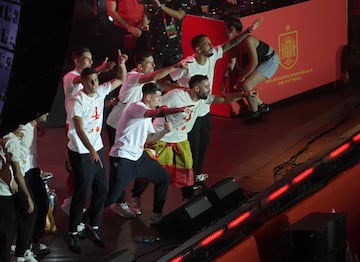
[197,93,208,100]
[205,52,214,58]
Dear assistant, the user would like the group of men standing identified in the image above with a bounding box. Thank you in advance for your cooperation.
[61,14,269,254]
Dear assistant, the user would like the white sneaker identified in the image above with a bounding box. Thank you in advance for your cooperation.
[61,196,72,216]
[11,249,38,262]
[110,202,136,218]
[130,197,142,215]
[195,173,208,182]
[11,244,16,254]
[77,222,85,232]
[24,249,37,262]
[150,212,163,225]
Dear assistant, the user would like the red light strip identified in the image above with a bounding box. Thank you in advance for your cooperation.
[352,132,360,142]
[266,184,290,202]
[228,211,251,229]
[170,250,192,262]
[328,142,351,159]
[199,228,225,247]
[170,257,183,262]
[292,167,314,184]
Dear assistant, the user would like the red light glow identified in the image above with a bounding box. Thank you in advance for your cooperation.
[170,257,183,262]
[292,167,314,184]
[328,142,351,159]
[199,229,225,247]
[228,211,251,229]
[267,184,290,202]
[352,132,360,142]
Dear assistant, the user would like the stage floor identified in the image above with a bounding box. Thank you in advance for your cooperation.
[36,80,360,261]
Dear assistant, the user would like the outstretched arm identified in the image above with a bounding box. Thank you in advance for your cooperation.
[144,105,193,118]
[139,61,188,84]
[222,17,264,53]
[212,92,245,104]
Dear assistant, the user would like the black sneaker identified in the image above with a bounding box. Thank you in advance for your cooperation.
[244,111,262,124]
[259,103,271,114]
[66,232,81,254]
[86,227,105,248]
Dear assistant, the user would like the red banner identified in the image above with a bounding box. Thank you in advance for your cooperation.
[181,0,347,117]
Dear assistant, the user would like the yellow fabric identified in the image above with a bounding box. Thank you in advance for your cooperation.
[147,140,194,188]
[45,205,57,232]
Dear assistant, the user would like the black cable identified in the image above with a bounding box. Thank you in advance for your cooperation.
[272,101,360,181]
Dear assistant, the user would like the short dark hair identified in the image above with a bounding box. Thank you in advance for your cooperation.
[142,82,163,95]
[80,67,97,78]
[189,75,208,89]
[72,47,91,61]
[134,51,153,65]
[223,16,243,32]
[191,34,208,50]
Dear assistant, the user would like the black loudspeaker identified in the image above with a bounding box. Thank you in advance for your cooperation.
[158,177,247,237]
[284,212,347,262]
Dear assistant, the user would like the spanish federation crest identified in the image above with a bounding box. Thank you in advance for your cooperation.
[279,25,298,70]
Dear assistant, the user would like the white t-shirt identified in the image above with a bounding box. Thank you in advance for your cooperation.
[1,133,23,196]
[67,82,112,153]
[63,70,83,124]
[106,70,149,128]
[0,146,14,196]
[152,89,214,143]
[169,45,223,117]
[18,123,37,174]
[109,101,155,161]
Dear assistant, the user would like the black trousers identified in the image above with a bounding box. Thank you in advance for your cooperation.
[188,113,212,176]
[67,148,108,232]
[14,180,37,257]
[0,195,16,262]
[25,168,48,243]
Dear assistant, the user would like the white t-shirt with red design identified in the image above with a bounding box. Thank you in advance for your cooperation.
[67,82,112,154]
[153,88,214,143]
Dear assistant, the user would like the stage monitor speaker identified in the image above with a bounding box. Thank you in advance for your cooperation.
[205,176,247,215]
[158,194,213,237]
[284,212,347,262]
[158,177,247,237]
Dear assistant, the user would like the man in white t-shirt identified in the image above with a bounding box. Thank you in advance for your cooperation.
[105,51,188,218]
[134,75,244,201]
[104,82,191,225]
[0,138,18,262]
[2,128,36,261]
[11,113,51,258]
[160,17,263,186]
[65,51,127,254]
[61,47,116,216]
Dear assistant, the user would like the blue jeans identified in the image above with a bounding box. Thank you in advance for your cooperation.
[105,152,170,213]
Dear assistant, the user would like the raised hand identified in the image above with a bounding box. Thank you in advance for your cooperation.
[118,49,128,64]
[99,57,116,72]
